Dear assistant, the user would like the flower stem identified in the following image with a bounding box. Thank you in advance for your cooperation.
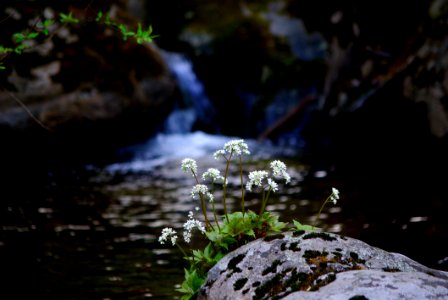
[193,171,213,230]
[313,196,331,230]
[259,188,271,216]
[239,156,245,216]
[222,154,232,223]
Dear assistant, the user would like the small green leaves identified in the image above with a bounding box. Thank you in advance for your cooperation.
[176,268,205,300]
[95,11,103,22]
[293,220,315,232]
[39,19,55,35]
[59,12,79,24]
[13,32,39,43]
[0,63,5,70]
[136,23,158,44]
[0,46,14,54]
[119,24,135,41]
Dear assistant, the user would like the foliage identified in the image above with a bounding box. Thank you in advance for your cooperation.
[0,7,157,70]
[158,139,339,299]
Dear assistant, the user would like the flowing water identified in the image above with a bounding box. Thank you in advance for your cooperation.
[1,131,447,299]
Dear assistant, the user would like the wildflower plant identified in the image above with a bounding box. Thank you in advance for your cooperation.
[159,139,339,299]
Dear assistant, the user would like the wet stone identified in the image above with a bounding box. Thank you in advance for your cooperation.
[198,232,448,300]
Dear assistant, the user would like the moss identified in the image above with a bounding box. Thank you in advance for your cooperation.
[253,273,283,300]
[293,230,305,237]
[310,272,336,291]
[349,252,366,264]
[233,277,248,291]
[264,233,285,242]
[383,267,400,272]
[228,254,245,273]
[289,241,301,251]
[303,250,329,259]
[262,259,283,276]
[280,242,287,251]
[332,251,342,257]
[349,296,369,300]
[302,232,337,241]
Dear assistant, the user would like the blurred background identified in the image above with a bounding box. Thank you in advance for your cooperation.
[1,0,448,299]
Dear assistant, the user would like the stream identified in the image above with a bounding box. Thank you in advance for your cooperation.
[1,131,447,299]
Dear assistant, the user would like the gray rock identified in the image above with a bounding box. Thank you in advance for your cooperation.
[198,232,448,300]
[283,270,448,300]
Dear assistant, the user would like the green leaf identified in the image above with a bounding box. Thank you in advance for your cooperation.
[135,23,157,44]
[59,12,79,24]
[293,220,315,232]
[0,63,5,70]
[96,11,103,22]
[13,33,25,43]
[176,268,205,299]
[0,46,14,54]
[27,32,39,39]
[119,24,135,41]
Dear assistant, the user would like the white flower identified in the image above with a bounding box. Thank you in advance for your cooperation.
[158,227,178,246]
[330,187,340,204]
[270,160,291,184]
[266,178,278,192]
[213,149,226,160]
[191,184,214,202]
[181,158,197,175]
[183,211,206,243]
[223,139,250,156]
[246,170,269,191]
[202,168,225,184]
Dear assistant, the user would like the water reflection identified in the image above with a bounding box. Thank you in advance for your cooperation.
[1,132,447,299]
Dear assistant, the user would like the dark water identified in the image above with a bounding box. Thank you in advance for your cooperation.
[1,132,447,299]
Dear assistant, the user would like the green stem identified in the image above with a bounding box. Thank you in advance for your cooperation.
[176,242,188,259]
[222,154,232,223]
[259,188,271,216]
[199,194,213,230]
[210,183,221,231]
[313,196,331,230]
[193,171,213,230]
[239,156,245,216]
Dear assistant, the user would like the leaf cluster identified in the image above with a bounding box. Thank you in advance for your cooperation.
[0,9,157,71]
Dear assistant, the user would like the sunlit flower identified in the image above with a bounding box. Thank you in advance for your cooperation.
[246,170,269,191]
[158,227,178,246]
[223,139,250,156]
[191,184,214,202]
[330,187,340,204]
[202,168,225,184]
[181,158,197,176]
[183,211,206,243]
[270,160,291,184]
[266,178,278,192]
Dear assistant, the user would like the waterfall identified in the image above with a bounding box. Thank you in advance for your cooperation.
[161,51,216,133]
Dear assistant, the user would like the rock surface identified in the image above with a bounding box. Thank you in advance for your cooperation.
[199,231,448,300]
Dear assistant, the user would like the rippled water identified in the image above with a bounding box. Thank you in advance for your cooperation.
[1,132,447,299]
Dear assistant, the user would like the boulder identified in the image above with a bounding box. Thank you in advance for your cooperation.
[198,232,448,300]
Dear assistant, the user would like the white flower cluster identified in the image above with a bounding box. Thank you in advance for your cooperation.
[158,227,178,246]
[213,139,250,160]
[245,160,291,192]
[270,160,291,183]
[191,184,214,202]
[181,158,197,176]
[183,211,206,243]
[202,168,225,184]
[330,187,340,204]
[245,170,268,191]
